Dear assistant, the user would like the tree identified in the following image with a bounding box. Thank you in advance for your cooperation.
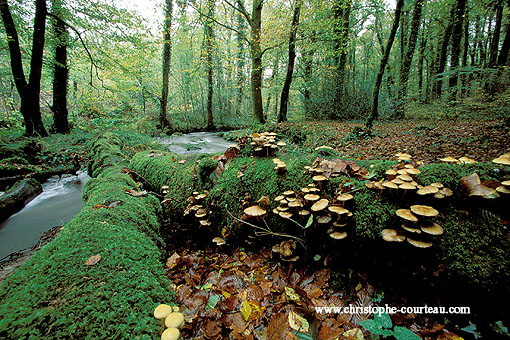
[160,0,173,131]
[0,0,49,136]
[332,0,352,118]
[51,0,70,134]
[431,3,455,100]
[366,0,404,131]
[278,0,303,123]
[396,0,424,117]
[448,0,467,101]
[205,0,215,130]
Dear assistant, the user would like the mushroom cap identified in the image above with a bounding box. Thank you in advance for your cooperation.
[439,187,453,197]
[398,174,414,182]
[397,169,408,175]
[329,230,348,240]
[313,175,328,182]
[336,193,354,201]
[407,237,433,248]
[277,141,287,147]
[410,205,439,217]
[257,195,271,206]
[301,187,310,193]
[199,220,211,226]
[391,178,405,185]
[396,209,418,222]
[417,186,439,195]
[328,205,350,215]
[288,200,303,208]
[317,215,333,224]
[213,237,226,245]
[279,211,293,219]
[430,182,444,188]
[195,209,208,218]
[383,181,399,189]
[274,195,285,202]
[154,304,173,320]
[165,312,185,329]
[496,185,510,194]
[283,190,295,196]
[399,182,416,190]
[434,193,445,199]
[405,167,421,175]
[161,328,180,340]
[440,156,459,163]
[304,194,320,202]
[420,222,444,236]
[311,198,329,212]
[382,229,406,242]
[333,221,348,227]
[315,145,333,150]
[458,156,477,164]
[493,156,510,165]
[501,180,510,186]
[298,209,310,216]
[401,223,422,234]
[386,169,398,176]
[244,205,267,217]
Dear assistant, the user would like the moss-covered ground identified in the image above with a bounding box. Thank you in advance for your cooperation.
[0,134,173,339]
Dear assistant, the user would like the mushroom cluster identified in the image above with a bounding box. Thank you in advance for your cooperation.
[272,239,299,261]
[382,205,442,248]
[460,173,500,199]
[247,132,286,157]
[272,158,287,174]
[440,156,477,164]
[366,156,454,200]
[497,180,510,195]
[153,304,185,340]
[183,190,212,227]
[272,186,354,240]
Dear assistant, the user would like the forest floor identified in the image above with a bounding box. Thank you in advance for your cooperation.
[275,119,509,163]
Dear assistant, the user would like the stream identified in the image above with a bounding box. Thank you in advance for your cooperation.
[0,171,90,260]
[0,132,231,260]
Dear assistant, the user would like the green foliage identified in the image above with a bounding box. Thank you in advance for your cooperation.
[0,135,173,339]
[360,313,421,340]
[197,156,219,184]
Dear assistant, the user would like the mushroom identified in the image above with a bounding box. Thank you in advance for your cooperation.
[244,205,267,217]
[161,328,180,340]
[406,167,421,175]
[311,198,329,212]
[257,195,270,207]
[328,230,348,240]
[317,215,333,224]
[277,240,299,261]
[417,186,439,196]
[382,181,398,190]
[410,205,439,217]
[430,182,444,189]
[386,169,398,178]
[279,211,293,219]
[328,205,349,216]
[396,209,418,222]
[165,312,185,329]
[407,237,433,248]
[440,156,458,163]
[420,222,444,236]
[213,237,226,245]
[492,155,510,165]
[382,229,406,242]
[398,174,413,182]
[401,223,422,234]
[304,194,320,202]
[154,304,173,331]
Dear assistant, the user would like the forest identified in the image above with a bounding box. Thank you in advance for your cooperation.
[0,0,509,339]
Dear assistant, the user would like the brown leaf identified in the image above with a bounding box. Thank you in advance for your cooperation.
[318,318,344,340]
[267,313,289,340]
[203,319,222,338]
[107,201,121,208]
[84,254,101,266]
[166,252,181,269]
[124,188,148,197]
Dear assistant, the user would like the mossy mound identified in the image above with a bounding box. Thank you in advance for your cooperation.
[0,134,173,339]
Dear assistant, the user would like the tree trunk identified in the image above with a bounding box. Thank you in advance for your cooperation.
[250,1,264,124]
[366,0,404,131]
[448,0,467,102]
[235,1,246,116]
[418,26,427,101]
[303,32,315,118]
[0,0,48,137]
[460,9,469,97]
[278,0,302,123]
[205,0,215,130]
[160,0,173,131]
[396,0,424,118]
[432,4,456,100]
[498,17,510,65]
[333,0,352,118]
[489,0,504,68]
[51,0,70,134]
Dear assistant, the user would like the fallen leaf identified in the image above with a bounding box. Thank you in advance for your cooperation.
[84,254,101,266]
[288,311,309,333]
[267,313,290,340]
[241,300,252,321]
[166,252,181,269]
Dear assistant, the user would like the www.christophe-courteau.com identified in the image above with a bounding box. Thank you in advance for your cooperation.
[315,305,471,315]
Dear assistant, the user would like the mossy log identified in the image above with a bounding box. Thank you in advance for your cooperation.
[0,134,173,339]
[130,149,510,291]
[0,178,42,221]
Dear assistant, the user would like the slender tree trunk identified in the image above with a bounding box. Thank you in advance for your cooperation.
[418,27,427,101]
[460,10,469,97]
[51,0,69,134]
[333,0,352,118]
[498,17,510,65]
[278,0,302,123]
[448,0,467,102]
[235,1,246,116]
[205,0,215,130]
[489,0,504,68]
[366,0,404,131]
[0,0,48,137]
[432,11,455,99]
[396,0,424,118]
[303,31,315,118]
[160,0,173,131]
[250,1,264,124]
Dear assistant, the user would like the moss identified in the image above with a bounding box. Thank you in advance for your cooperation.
[197,157,219,184]
[0,135,173,340]
[416,162,504,188]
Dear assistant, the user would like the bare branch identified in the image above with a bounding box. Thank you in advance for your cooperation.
[223,0,251,23]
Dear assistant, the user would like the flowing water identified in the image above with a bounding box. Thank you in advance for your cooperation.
[0,171,90,260]
[158,131,233,154]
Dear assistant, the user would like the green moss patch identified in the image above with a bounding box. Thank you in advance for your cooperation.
[0,134,173,339]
